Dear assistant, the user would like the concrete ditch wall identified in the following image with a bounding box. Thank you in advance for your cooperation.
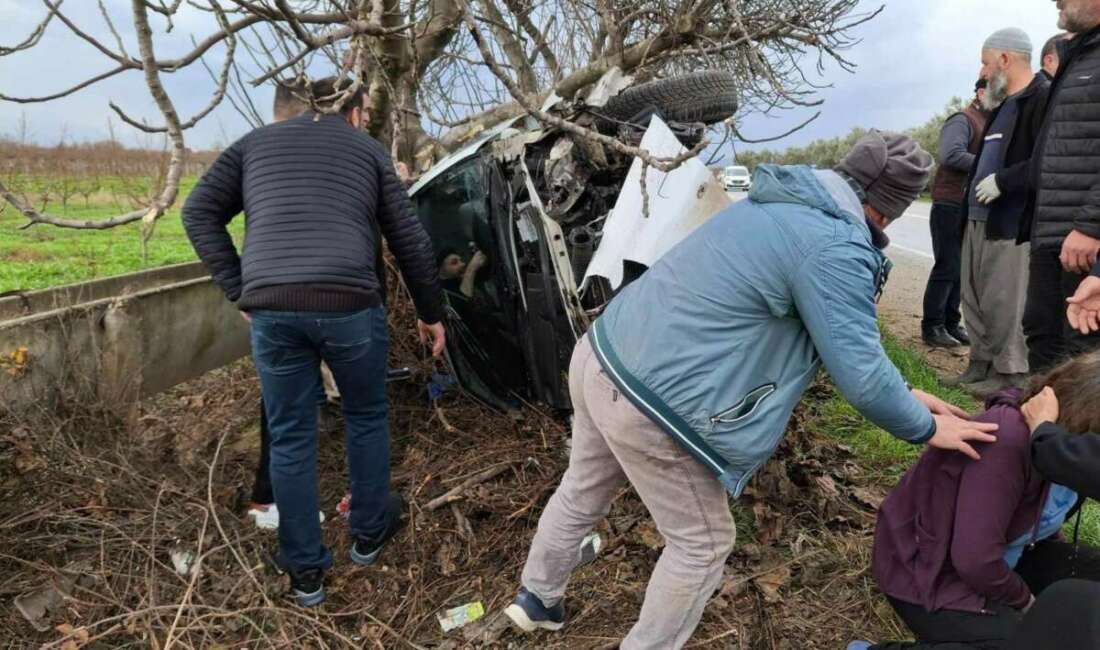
[0,263,250,415]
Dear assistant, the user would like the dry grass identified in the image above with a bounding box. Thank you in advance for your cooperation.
[0,276,907,649]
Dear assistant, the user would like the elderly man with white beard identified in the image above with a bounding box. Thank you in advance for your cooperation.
[953,28,1050,397]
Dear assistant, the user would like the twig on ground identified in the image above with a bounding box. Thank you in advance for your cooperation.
[425,463,517,511]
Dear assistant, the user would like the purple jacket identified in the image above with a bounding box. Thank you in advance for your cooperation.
[872,392,1048,613]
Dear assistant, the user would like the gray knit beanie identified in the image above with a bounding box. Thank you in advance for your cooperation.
[983,27,1033,56]
[835,130,934,221]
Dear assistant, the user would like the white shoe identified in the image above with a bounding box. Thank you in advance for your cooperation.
[247,504,325,530]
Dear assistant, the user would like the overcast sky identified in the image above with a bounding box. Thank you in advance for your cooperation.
[0,0,1060,154]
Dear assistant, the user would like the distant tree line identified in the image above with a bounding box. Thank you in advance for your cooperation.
[735,97,969,174]
[0,138,217,214]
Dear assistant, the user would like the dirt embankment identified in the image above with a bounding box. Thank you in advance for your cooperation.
[878,247,969,380]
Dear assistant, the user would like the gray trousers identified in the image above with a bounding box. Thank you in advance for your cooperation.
[520,336,735,650]
[961,220,1030,375]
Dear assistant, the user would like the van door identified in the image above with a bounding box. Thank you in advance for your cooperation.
[411,158,527,410]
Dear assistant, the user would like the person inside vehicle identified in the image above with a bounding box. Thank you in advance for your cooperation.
[849,351,1100,650]
[438,246,488,299]
[503,130,999,649]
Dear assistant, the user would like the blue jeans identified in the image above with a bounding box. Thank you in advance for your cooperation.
[250,308,390,573]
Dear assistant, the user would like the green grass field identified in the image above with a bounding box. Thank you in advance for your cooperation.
[0,176,244,293]
[811,333,1100,546]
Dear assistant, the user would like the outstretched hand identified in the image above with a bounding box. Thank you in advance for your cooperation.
[418,320,446,358]
[1067,275,1100,335]
[912,388,969,418]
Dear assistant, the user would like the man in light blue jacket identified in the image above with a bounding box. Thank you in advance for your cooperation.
[504,131,1000,649]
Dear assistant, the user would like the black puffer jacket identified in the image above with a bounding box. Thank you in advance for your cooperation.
[183,113,442,323]
[1023,27,1100,248]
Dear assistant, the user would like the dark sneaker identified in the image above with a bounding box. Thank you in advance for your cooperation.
[945,359,991,387]
[288,568,325,608]
[504,587,565,632]
[349,494,405,567]
[269,555,325,608]
[921,325,961,349]
[946,324,971,346]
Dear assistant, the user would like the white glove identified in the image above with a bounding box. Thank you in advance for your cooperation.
[975,174,1002,205]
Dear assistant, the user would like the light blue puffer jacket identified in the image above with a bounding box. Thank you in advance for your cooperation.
[590,164,935,496]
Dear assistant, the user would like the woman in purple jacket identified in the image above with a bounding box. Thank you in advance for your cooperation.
[850,351,1100,650]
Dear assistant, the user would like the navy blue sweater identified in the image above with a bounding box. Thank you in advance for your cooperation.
[182,113,442,323]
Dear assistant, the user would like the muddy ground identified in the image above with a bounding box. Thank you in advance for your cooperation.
[878,247,969,381]
[0,269,950,649]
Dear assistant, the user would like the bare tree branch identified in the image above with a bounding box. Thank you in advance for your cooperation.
[1,0,881,230]
[108,2,238,134]
[0,0,62,56]
[98,0,131,59]
[455,0,707,173]
[476,0,539,93]
[0,64,133,104]
[2,0,186,230]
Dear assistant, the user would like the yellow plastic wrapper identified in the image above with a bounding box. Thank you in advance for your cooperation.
[437,601,485,632]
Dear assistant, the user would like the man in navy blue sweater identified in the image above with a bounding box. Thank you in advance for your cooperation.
[183,78,444,607]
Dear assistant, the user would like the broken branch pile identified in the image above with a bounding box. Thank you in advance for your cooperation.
[0,285,910,649]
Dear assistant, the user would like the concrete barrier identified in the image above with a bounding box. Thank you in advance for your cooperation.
[0,263,250,416]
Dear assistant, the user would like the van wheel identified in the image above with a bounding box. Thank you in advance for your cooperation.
[596,71,739,129]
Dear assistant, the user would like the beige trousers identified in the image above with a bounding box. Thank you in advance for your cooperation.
[520,336,735,650]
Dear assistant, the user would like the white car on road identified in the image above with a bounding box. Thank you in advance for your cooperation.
[721,165,752,191]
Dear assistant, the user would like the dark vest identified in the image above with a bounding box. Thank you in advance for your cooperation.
[931,104,988,204]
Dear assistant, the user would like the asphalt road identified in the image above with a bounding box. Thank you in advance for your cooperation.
[886,201,934,263]
[726,189,935,267]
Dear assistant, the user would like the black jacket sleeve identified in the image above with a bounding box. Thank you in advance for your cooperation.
[182,141,245,302]
[373,154,443,324]
[995,83,1051,196]
[1032,421,1100,499]
[995,161,1032,196]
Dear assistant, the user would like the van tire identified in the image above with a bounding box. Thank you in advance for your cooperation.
[597,71,739,128]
